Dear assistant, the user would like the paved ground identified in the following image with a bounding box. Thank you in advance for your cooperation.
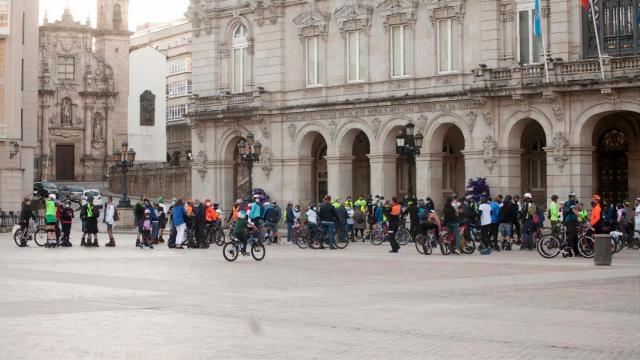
[1,226,639,360]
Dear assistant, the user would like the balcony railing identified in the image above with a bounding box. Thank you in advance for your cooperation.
[473,56,640,89]
[191,90,267,115]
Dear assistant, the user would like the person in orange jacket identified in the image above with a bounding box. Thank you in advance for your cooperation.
[590,195,603,233]
[205,199,220,223]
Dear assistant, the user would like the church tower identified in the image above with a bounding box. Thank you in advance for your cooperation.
[94,0,130,150]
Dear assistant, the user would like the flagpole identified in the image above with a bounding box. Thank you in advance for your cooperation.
[588,0,606,80]
[540,7,549,82]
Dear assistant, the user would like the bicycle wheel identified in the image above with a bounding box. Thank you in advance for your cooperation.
[577,236,595,258]
[424,235,433,255]
[251,242,266,261]
[214,229,225,246]
[414,234,425,255]
[631,231,640,250]
[335,234,349,249]
[34,229,47,247]
[295,228,309,249]
[614,235,625,253]
[440,239,452,255]
[370,228,384,245]
[462,235,476,254]
[396,228,411,246]
[537,235,561,259]
[223,242,239,262]
[13,229,25,247]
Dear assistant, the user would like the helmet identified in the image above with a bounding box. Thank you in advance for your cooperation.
[49,194,56,200]
[87,196,94,203]
[524,193,533,199]
[238,211,247,219]
[568,191,576,197]
[158,197,164,203]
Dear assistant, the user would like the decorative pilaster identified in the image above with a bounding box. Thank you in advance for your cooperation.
[368,154,397,198]
[325,155,355,200]
[415,153,443,204]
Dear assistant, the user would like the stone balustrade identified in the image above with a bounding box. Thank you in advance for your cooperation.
[191,90,267,115]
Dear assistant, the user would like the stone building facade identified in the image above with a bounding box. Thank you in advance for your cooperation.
[0,0,39,211]
[36,1,130,182]
[131,19,193,166]
[186,0,640,211]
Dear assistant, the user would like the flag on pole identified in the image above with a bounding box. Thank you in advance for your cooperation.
[534,0,542,37]
[580,0,590,10]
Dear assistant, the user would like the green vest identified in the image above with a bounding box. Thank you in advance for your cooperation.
[87,204,94,218]
[45,199,57,216]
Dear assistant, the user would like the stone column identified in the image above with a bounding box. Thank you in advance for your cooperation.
[281,157,314,205]
[326,156,355,200]
[368,154,397,198]
[627,151,640,198]
[415,153,443,205]
[568,146,596,202]
[496,148,524,197]
[205,161,234,212]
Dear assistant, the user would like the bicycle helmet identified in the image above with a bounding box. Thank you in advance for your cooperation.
[238,211,247,219]
[87,196,94,203]
[49,194,56,200]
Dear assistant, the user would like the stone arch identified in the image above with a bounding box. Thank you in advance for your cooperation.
[217,125,251,161]
[377,116,415,154]
[424,113,471,153]
[294,123,332,156]
[502,110,554,148]
[573,101,640,145]
[225,16,254,40]
[335,119,375,156]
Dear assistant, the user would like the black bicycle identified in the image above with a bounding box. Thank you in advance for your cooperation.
[223,227,265,262]
[206,222,226,246]
[13,220,47,247]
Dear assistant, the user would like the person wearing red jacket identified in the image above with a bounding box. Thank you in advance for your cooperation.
[590,195,603,233]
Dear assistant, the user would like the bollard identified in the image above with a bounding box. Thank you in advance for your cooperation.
[594,234,612,266]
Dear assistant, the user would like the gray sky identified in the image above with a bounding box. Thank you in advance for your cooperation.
[39,0,191,31]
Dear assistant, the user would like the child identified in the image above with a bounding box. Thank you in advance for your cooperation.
[138,209,154,249]
[234,210,250,255]
[17,198,35,247]
[60,201,74,247]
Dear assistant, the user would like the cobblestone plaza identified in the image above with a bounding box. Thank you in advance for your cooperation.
[1,227,638,359]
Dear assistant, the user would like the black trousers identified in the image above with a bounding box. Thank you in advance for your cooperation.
[490,223,499,247]
[566,220,579,254]
[388,220,400,251]
[481,224,491,249]
[61,223,71,240]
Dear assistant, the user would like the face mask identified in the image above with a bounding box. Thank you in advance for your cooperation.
[591,201,596,206]
[65,204,70,208]
[25,202,31,207]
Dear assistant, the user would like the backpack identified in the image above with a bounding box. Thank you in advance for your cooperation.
[355,211,366,224]
[534,205,544,225]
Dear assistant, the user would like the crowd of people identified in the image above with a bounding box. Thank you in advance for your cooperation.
[15,190,640,257]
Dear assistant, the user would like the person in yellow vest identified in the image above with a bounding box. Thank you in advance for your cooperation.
[44,194,58,248]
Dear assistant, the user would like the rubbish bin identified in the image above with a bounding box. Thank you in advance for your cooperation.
[594,234,612,266]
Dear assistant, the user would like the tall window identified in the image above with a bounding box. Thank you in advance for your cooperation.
[168,56,191,75]
[347,31,365,82]
[584,0,640,57]
[438,19,459,73]
[518,7,542,65]
[57,56,75,80]
[232,25,249,93]
[391,25,407,77]
[306,36,323,86]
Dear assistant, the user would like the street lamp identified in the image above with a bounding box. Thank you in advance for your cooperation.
[396,123,424,200]
[110,142,136,208]
[237,132,262,201]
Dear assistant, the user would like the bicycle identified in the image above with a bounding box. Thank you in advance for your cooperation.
[223,227,265,262]
[206,221,225,246]
[439,225,476,255]
[414,229,434,255]
[13,220,47,247]
[395,218,412,246]
[537,223,594,258]
[369,223,386,245]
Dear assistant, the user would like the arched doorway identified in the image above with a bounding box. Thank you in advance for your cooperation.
[441,126,465,200]
[520,121,547,205]
[312,135,328,203]
[352,131,371,198]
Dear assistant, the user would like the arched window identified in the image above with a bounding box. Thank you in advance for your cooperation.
[232,24,249,93]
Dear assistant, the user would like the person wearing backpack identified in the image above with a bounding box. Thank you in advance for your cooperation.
[520,193,536,250]
[104,196,118,247]
[264,201,282,243]
[354,207,366,241]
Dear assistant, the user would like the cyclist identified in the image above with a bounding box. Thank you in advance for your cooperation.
[590,195,603,233]
[18,198,36,247]
[234,210,251,256]
[264,201,282,243]
[44,194,58,248]
[305,203,318,236]
[548,195,561,235]
[387,197,402,253]
[443,197,461,255]
[318,195,340,249]
[519,193,536,250]
[563,192,581,257]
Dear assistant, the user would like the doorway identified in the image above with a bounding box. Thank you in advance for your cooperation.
[56,144,75,180]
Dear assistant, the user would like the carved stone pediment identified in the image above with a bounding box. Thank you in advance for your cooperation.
[334,1,374,32]
[425,0,465,24]
[186,0,212,37]
[377,0,418,28]
[251,0,284,27]
[293,2,331,38]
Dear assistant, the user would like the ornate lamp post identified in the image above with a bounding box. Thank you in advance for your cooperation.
[110,142,136,208]
[396,123,424,199]
[237,132,262,201]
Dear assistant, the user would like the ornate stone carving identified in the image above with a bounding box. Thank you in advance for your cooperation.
[416,114,428,134]
[481,110,493,126]
[92,112,104,142]
[255,116,270,139]
[328,120,338,140]
[378,0,419,28]
[371,117,381,138]
[61,98,73,127]
[500,3,514,22]
[261,146,273,178]
[288,123,297,143]
[251,0,284,27]
[550,132,569,172]
[190,120,205,143]
[140,90,156,126]
[482,136,498,173]
[426,0,465,24]
[293,1,331,38]
[186,0,209,37]
[333,1,374,32]
[465,111,477,132]
[194,151,208,180]
[608,95,619,110]
[552,98,565,122]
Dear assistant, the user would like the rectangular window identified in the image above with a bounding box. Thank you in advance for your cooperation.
[518,9,542,65]
[438,19,459,73]
[57,56,75,81]
[232,47,245,93]
[347,31,362,82]
[167,80,191,98]
[391,25,406,77]
[168,57,190,75]
[167,104,188,122]
[306,36,319,86]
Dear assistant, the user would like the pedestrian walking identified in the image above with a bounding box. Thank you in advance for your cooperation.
[104,196,118,247]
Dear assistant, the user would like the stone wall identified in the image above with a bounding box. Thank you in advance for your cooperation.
[109,163,191,200]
